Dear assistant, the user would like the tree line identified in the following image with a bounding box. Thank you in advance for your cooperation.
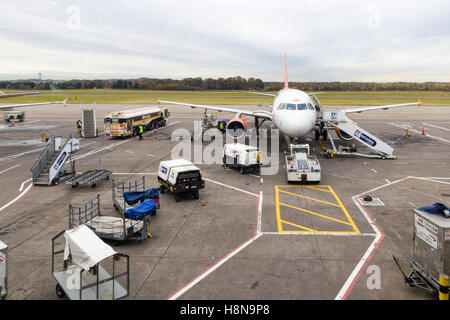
[0,78,449,91]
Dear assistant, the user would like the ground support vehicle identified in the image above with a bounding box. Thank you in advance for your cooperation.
[104,106,170,137]
[158,159,205,202]
[223,143,262,174]
[285,144,321,183]
[51,225,130,300]
[393,204,450,296]
[4,111,25,122]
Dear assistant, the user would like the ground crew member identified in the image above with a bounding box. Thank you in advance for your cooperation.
[138,125,144,140]
[76,120,82,135]
[219,121,224,131]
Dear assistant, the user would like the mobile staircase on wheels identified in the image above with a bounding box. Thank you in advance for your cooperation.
[31,137,80,185]
[318,110,396,160]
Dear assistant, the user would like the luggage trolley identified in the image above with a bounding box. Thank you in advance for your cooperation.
[51,225,130,300]
[112,176,160,213]
[69,194,153,243]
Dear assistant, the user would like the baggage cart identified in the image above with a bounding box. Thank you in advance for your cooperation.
[69,194,153,243]
[51,225,130,300]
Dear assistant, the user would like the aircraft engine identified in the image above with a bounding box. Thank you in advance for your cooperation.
[226,118,248,139]
[334,126,353,141]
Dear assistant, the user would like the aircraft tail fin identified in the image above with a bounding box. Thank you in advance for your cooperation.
[284,53,289,89]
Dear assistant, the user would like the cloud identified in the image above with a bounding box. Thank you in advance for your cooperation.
[0,0,449,81]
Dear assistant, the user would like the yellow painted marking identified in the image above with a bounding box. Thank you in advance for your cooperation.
[302,185,332,193]
[274,185,360,234]
[275,186,283,232]
[280,202,352,226]
[327,186,360,233]
[281,219,316,232]
[278,189,341,207]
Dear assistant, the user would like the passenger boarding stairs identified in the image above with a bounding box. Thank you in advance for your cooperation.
[31,137,80,185]
[322,110,395,159]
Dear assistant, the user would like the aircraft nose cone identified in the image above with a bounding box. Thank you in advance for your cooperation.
[281,111,315,137]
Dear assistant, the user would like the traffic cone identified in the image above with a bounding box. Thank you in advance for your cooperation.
[422,127,425,135]
[10,119,15,127]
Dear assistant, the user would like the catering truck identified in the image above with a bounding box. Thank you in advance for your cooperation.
[158,159,205,202]
[223,143,262,174]
[104,106,170,137]
[285,144,321,183]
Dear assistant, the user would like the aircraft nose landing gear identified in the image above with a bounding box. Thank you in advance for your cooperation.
[315,126,328,141]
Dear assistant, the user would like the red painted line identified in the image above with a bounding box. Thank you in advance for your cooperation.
[166,185,262,300]
[167,233,258,300]
[341,197,385,300]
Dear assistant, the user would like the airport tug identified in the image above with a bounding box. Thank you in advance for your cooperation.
[285,144,321,183]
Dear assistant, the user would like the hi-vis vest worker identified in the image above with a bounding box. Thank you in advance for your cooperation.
[139,125,144,134]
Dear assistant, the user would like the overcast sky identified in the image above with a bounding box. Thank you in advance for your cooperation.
[0,0,449,81]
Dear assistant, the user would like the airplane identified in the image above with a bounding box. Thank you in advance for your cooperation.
[0,91,41,99]
[158,54,421,158]
[0,97,68,111]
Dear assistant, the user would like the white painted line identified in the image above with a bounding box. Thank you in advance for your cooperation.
[414,177,450,186]
[0,147,45,162]
[262,232,376,236]
[390,123,450,144]
[0,182,33,213]
[19,178,32,192]
[146,154,155,157]
[125,150,134,154]
[385,179,391,183]
[423,122,450,132]
[112,172,157,175]
[257,191,263,235]
[168,233,263,300]
[203,177,259,198]
[249,174,260,179]
[71,139,130,161]
[0,164,21,175]
[334,176,411,300]
[371,169,377,174]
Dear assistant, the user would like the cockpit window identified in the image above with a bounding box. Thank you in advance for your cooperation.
[285,103,296,110]
[307,103,314,110]
[297,103,307,110]
[277,103,286,110]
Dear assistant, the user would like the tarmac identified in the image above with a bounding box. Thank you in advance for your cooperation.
[0,102,449,300]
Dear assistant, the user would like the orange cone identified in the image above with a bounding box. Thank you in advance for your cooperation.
[10,119,15,127]
[422,127,425,135]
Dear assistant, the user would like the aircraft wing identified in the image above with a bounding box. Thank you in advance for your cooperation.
[0,98,68,111]
[342,100,421,114]
[0,91,40,99]
[247,91,276,97]
[158,99,273,120]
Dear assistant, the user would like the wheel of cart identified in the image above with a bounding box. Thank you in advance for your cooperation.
[51,225,130,300]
